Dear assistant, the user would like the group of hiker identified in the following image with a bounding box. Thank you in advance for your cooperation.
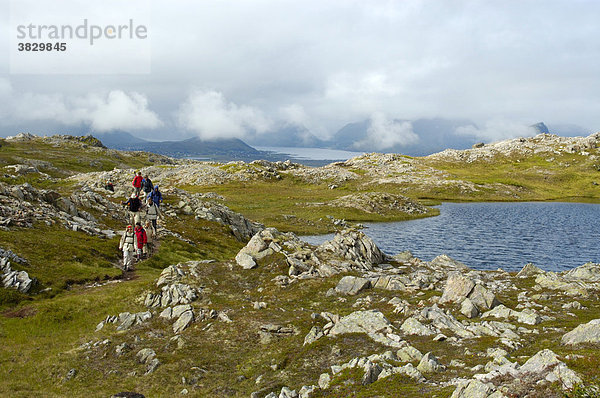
[114,171,164,271]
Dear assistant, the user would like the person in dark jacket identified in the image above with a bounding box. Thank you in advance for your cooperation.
[132,171,143,196]
[149,185,163,207]
[123,194,143,225]
[142,175,153,196]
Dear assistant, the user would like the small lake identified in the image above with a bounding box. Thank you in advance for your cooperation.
[303,202,600,272]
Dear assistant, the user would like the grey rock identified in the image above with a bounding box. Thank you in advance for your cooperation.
[564,262,600,282]
[278,386,298,398]
[461,298,480,318]
[235,252,257,269]
[318,229,385,270]
[519,349,582,389]
[136,348,156,364]
[468,284,500,310]
[397,345,423,362]
[417,352,445,373]
[65,368,77,380]
[362,361,382,385]
[431,254,469,270]
[173,310,194,333]
[303,326,324,346]
[451,379,494,398]
[561,319,600,345]
[329,310,392,336]
[146,358,160,375]
[298,385,317,398]
[440,274,475,304]
[335,275,371,295]
[400,317,435,336]
[318,373,331,389]
[516,263,544,278]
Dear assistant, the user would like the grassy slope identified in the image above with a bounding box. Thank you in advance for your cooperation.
[420,151,600,202]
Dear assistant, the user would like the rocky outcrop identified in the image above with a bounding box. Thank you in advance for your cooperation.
[1,250,33,293]
[0,182,118,237]
[317,229,386,270]
[178,191,263,241]
[440,274,500,314]
[451,349,581,397]
[328,192,428,215]
[561,319,600,345]
[96,311,152,332]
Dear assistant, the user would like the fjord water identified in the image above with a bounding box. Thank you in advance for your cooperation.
[304,202,600,272]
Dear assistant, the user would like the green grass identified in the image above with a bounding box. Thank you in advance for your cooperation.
[185,176,438,235]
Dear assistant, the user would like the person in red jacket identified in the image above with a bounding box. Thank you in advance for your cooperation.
[134,222,147,261]
[132,171,143,196]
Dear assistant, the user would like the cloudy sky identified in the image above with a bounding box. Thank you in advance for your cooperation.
[0,0,599,145]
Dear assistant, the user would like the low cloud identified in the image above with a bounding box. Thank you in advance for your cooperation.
[355,112,419,150]
[8,88,162,132]
[455,120,538,142]
[177,90,272,140]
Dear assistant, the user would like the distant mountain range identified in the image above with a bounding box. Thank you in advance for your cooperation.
[98,131,264,161]
[93,119,592,162]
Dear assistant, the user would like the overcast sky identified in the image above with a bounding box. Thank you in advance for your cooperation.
[1,0,599,144]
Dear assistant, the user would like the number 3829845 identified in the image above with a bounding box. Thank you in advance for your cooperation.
[17,42,66,51]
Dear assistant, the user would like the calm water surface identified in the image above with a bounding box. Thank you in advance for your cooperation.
[303,202,600,272]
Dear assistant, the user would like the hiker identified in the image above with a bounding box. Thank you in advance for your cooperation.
[142,175,153,196]
[146,197,160,232]
[149,185,163,207]
[132,171,143,196]
[134,222,147,261]
[119,225,137,271]
[104,180,114,192]
[144,220,155,256]
[123,193,143,226]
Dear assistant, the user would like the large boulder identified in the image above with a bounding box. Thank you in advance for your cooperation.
[561,319,600,345]
[235,228,283,269]
[329,310,392,336]
[440,274,475,304]
[563,262,600,282]
[440,274,499,311]
[335,276,371,296]
[318,229,385,270]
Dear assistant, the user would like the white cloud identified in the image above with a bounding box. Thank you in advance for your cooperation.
[9,89,162,132]
[176,90,272,140]
[356,112,419,150]
[455,120,538,142]
[84,91,162,132]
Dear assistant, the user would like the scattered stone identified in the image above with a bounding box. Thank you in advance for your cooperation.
[397,345,423,362]
[460,298,480,318]
[172,309,194,333]
[65,368,77,380]
[516,263,545,278]
[417,352,445,373]
[318,373,331,389]
[400,317,435,336]
[335,275,371,295]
